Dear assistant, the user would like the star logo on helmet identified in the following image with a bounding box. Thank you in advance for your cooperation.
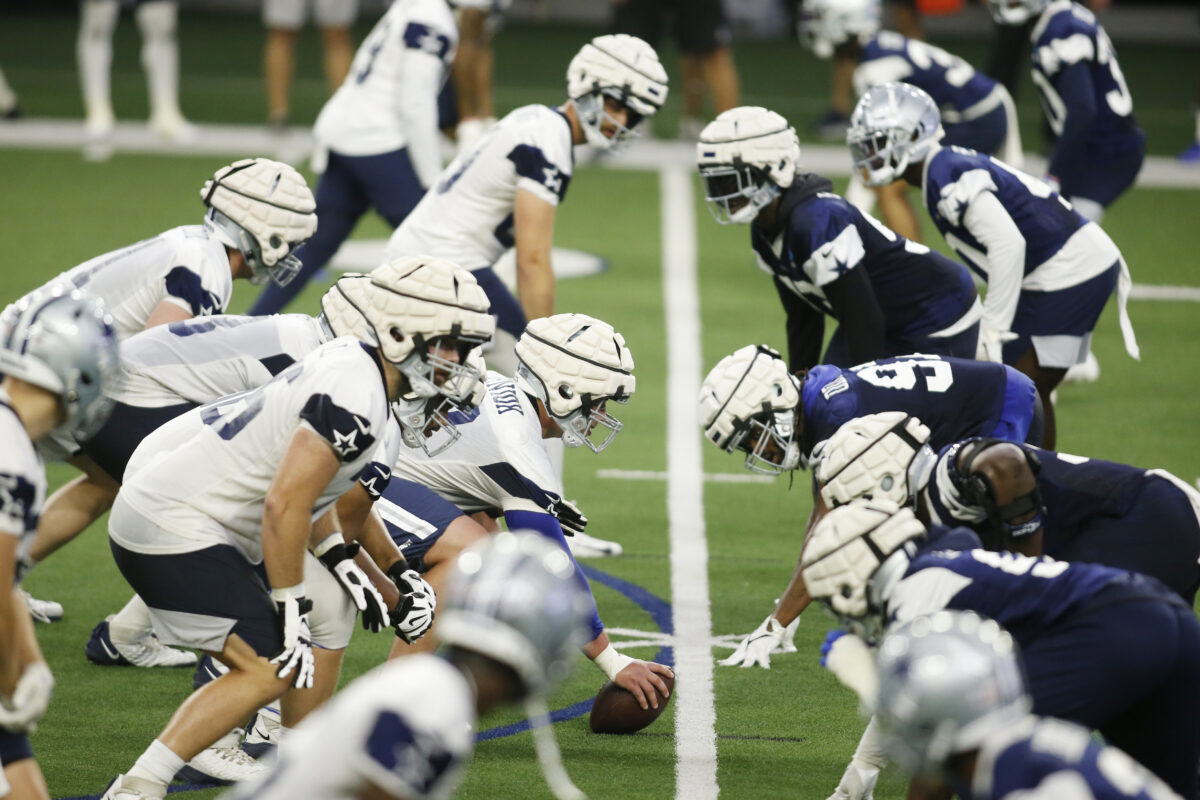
[332,428,359,457]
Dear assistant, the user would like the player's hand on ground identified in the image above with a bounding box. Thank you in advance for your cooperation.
[388,565,436,643]
[827,762,879,800]
[270,590,315,689]
[719,615,787,669]
[315,534,390,632]
[614,660,674,711]
[0,662,54,733]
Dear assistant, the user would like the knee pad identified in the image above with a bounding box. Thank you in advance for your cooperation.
[303,551,356,650]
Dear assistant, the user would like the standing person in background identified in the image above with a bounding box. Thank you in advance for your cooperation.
[609,0,738,140]
[263,0,359,130]
[0,65,20,119]
[249,0,458,315]
[450,0,511,152]
[77,0,191,141]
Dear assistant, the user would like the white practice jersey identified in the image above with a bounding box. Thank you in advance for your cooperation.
[227,655,474,800]
[115,314,329,407]
[6,225,234,342]
[114,337,389,562]
[0,395,46,567]
[314,0,456,179]
[392,371,561,515]
[386,104,575,271]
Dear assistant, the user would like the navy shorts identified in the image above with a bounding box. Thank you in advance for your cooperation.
[986,366,1040,445]
[1021,578,1200,800]
[375,479,463,573]
[0,730,33,766]
[110,540,282,658]
[1059,135,1145,209]
[943,104,1008,156]
[610,0,731,54]
[472,266,526,339]
[1003,261,1119,366]
[822,319,979,367]
[80,400,197,483]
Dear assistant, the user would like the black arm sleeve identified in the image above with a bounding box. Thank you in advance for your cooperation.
[1047,61,1097,183]
[774,277,826,372]
[823,267,887,366]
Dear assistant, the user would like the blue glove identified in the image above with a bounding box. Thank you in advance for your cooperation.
[820,629,848,668]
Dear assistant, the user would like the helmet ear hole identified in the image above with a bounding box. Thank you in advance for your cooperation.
[558,385,574,400]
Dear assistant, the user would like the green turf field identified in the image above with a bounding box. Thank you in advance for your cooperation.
[1,8,1199,800]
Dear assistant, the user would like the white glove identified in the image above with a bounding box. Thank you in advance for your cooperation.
[718,615,788,669]
[820,631,879,706]
[976,327,1017,363]
[0,662,54,733]
[826,762,879,800]
[270,589,315,689]
[315,534,390,633]
[388,566,436,643]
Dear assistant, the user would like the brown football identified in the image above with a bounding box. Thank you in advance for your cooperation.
[588,672,675,734]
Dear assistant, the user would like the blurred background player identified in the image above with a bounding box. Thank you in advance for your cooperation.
[221,532,592,800]
[11,157,316,627]
[0,65,20,119]
[450,0,511,152]
[609,0,739,139]
[263,0,358,130]
[848,82,1139,449]
[386,34,667,375]
[697,107,981,372]
[0,289,119,800]
[77,0,191,141]
[799,0,1021,242]
[248,0,459,315]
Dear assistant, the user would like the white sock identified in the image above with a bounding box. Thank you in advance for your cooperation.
[137,1,181,121]
[127,739,184,790]
[109,594,154,643]
[78,0,119,122]
[0,66,17,112]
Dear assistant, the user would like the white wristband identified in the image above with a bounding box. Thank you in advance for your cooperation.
[312,532,346,559]
[593,644,634,681]
[270,583,307,603]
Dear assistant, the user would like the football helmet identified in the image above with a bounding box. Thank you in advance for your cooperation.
[514,313,635,453]
[0,287,119,440]
[984,0,1049,25]
[800,499,927,642]
[697,344,803,474]
[798,0,881,59]
[396,348,488,458]
[320,255,495,404]
[697,107,801,224]
[875,610,1031,776]
[438,530,589,693]
[201,158,318,287]
[567,34,668,151]
[847,83,944,187]
[816,412,936,509]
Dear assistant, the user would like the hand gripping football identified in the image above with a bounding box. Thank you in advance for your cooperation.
[588,672,675,734]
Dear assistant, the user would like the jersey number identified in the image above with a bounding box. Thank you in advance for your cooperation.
[354,18,392,84]
[852,357,953,392]
[200,391,265,441]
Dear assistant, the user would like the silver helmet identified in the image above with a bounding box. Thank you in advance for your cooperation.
[875,610,1031,777]
[798,0,881,59]
[0,287,120,440]
[984,0,1049,25]
[847,82,944,187]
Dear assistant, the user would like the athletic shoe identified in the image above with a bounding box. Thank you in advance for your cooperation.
[1063,350,1101,384]
[20,589,62,623]
[85,619,198,668]
[240,707,279,760]
[567,532,623,558]
[100,774,163,800]
[176,729,266,785]
[1178,142,1200,164]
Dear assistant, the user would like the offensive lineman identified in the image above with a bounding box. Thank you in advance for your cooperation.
[0,289,119,800]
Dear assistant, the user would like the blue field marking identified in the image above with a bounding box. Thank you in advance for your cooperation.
[60,565,673,800]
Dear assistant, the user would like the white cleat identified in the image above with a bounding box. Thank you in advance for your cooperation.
[100,774,163,800]
[1063,351,1101,384]
[567,531,623,558]
[148,111,197,143]
[20,589,63,623]
[176,729,266,785]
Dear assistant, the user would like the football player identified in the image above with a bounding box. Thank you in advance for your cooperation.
[803,499,1200,800]
[7,158,317,625]
[847,82,1140,449]
[248,0,460,315]
[0,289,119,800]
[818,414,1200,605]
[697,107,982,372]
[389,313,675,710]
[220,532,591,800]
[449,0,513,151]
[77,0,191,140]
[385,34,668,375]
[799,0,1021,242]
[97,257,489,800]
[262,0,357,130]
[987,0,1144,223]
[868,610,1182,800]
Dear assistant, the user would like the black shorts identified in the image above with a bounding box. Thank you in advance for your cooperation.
[0,730,33,766]
[81,400,197,483]
[610,0,731,54]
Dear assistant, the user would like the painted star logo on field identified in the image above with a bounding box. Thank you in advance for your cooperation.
[332,428,359,457]
[542,166,562,194]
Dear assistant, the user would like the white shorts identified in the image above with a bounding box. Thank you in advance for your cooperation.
[263,0,359,30]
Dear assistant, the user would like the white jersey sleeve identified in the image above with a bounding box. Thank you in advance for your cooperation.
[0,400,46,557]
[226,656,475,800]
[11,225,234,341]
[390,371,562,515]
[114,314,329,407]
[385,105,575,271]
[313,0,458,171]
[114,337,390,562]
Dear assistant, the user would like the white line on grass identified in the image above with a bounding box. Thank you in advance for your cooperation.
[596,468,775,485]
[661,165,719,799]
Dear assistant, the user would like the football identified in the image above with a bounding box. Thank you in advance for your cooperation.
[588,673,676,734]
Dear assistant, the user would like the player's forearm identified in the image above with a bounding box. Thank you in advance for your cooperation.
[263,496,313,590]
[399,54,445,187]
[515,254,555,321]
[965,193,1025,332]
[772,560,814,628]
[355,510,405,574]
[0,587,22,695]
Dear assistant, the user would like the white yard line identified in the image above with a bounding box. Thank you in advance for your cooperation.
[596,468,775,485]
[661,165,719,799]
